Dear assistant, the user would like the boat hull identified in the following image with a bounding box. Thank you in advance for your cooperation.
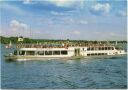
[5,54,126,61]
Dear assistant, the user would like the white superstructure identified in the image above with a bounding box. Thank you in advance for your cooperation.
[5,44,126,60]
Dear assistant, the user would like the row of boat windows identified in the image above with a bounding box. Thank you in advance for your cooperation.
[14,50,68,55]
[87,47,114,51]
[87,53,107,56]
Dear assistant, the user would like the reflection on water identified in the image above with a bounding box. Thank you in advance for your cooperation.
[1,45,127,89]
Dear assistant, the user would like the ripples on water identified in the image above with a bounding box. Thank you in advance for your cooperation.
[1,45,127,89]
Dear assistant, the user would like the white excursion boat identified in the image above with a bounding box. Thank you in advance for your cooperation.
[5,44,126,61]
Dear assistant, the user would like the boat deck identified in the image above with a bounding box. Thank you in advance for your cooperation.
[16,44,115,49]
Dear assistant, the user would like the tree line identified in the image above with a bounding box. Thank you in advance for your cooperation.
[0,36,127,44]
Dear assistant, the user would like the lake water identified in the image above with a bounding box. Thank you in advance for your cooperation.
[1,45,127,89]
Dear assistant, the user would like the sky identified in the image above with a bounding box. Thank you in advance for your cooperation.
[0,0,127,40]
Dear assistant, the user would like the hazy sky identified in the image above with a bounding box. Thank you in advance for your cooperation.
[1,0,127,40]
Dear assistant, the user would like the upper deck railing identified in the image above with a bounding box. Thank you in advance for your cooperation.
[16,43,115,49]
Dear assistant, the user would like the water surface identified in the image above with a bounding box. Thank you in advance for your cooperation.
[1,45,127,89]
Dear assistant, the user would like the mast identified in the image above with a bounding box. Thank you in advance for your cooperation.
[115,41,118,45]
[9,41,12,46]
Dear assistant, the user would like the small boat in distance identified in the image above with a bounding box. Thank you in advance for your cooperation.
[5,43,126,61]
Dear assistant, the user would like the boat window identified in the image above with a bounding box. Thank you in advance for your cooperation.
[91,47,94,50]
[87,54,90,56]
[105,47,107,50]
[110,47,113,50]
[37,51,44,55]
[95,47,98,50]
[99,47,101,50]
[45,51,52,55]
[87,47,90,51]
[102,47,104,50]
[91,53,94,56]
[61,50,67,55]
[98,53,101,55]
[95,53,97,55]
[112,47,114,50]
[53,51,60,55]
[115,47,119,50]
[26,51,35,55]
[14,50,17,55]
[19,51,25,55]
[108,47,111,50]
[102,53,104,55]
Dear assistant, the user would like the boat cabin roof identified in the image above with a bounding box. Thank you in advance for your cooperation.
[16,44,115,49]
